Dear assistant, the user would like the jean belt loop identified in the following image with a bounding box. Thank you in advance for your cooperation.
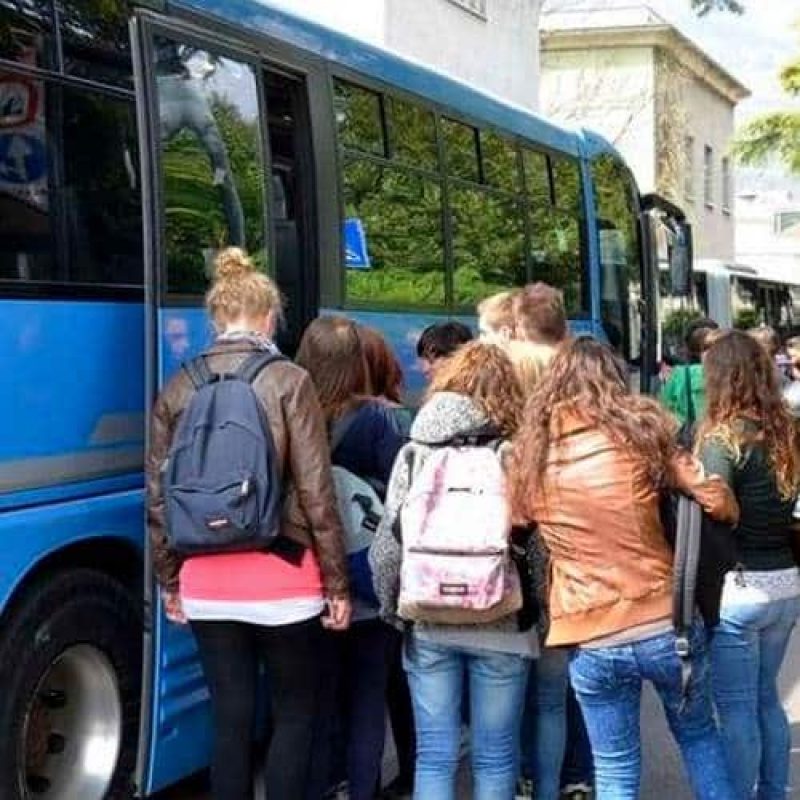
[675,633,693,714]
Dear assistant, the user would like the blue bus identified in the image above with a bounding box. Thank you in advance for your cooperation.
[0,1,690,797]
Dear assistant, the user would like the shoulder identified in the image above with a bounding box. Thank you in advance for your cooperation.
[254,358,313,397]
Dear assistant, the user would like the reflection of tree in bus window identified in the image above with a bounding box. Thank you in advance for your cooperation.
[157,43,245,246]
[155,39,267,295]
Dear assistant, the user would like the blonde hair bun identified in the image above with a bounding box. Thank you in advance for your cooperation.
[215,247,255,281]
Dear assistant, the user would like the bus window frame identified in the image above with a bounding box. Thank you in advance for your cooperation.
[132,6,334,309]
[0,61,144,300]
[328,65,592,317]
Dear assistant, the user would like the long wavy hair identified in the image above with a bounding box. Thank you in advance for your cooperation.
[697,330,800,499]
[509,337,677,517]
[428,341,523,438]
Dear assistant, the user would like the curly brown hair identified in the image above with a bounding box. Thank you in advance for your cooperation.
[697,330,800,499]
[508,337,677,517]
[428,341,523,437]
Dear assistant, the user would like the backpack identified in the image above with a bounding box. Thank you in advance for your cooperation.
[662,492,737,700]
[163,351,286,556]
[677,366,697,449]
[397,433,522,624]
[330,413,383,606]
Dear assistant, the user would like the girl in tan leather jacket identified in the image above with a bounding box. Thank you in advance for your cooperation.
[509,337,737,800]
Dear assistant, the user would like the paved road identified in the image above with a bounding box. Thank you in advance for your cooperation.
[159,629,800,799]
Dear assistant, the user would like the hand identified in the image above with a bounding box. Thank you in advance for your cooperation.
[162,590,187,625]
[322,595,352,631]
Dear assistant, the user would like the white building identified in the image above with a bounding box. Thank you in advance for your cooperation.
[265,0,544,112]
[540,4,750,262]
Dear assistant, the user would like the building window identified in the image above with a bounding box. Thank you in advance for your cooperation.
[721,156,732,214]
[684,136,694,204]
[704,145,714,208]
[446,0,488,19]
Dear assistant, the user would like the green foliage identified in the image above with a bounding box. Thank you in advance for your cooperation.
[663,307,704,340]
[734,308,760,330]
[734,112,800,174]
[689,0,744,15]
[163,93,266,293]
[733,29,800,174]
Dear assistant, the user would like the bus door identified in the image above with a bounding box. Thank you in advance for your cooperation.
[131,12,320,793]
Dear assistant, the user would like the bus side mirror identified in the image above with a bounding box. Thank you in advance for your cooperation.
[669,221,693,298]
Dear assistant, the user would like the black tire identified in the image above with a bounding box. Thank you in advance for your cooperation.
[0,569,141,800]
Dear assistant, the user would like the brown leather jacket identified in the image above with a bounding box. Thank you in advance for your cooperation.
[528,414,739,647]
[146,340,349,597]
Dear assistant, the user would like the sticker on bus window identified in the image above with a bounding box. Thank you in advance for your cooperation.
[344,218,371,270]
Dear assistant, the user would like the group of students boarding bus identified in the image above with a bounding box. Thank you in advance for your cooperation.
[147,247,800,800]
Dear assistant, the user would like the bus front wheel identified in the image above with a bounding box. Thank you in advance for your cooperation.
[0,569,141,800]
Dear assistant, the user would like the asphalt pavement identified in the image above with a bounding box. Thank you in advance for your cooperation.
[158,628,800,799]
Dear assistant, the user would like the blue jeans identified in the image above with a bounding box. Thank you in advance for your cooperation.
[520,647,569,800]
[711,593,800,800]
[569,624,734,800]
[404,635,530,800]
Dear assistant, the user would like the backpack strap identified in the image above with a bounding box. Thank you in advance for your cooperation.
[183,356,214,390]
[330,410,359,456]
[671,493,702,710]
[236,351,286,384]
[447,423,503,449]
[684,367,696,427]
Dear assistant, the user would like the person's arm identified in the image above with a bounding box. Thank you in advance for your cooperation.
[145,392,182,593]
[284,372,350,604]
[369,444,414,622]
[370,407,405,487]
[668,447,739,525]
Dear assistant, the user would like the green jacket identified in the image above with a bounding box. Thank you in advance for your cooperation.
[660,364,706,426]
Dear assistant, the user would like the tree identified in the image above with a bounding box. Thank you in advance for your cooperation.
[544,0,743,16]
[734,46,800,174]
[689,0,743,15]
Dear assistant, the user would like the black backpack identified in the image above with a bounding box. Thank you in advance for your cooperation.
[163,351,286,555]
[662,491,737,700]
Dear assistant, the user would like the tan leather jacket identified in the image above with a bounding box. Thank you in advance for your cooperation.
[528,414,739,647]
[146,340,349,597]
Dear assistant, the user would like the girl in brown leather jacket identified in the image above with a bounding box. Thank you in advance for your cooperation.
[146,248,350,800]
[509,337,737,800]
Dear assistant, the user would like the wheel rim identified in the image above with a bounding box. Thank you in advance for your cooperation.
[21,645,122,800]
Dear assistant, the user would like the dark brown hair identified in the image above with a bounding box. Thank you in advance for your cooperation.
[512,282,568,345]
[416,321,474,360]
[358,325,404,404]
[428,341,523,438]
[295,316,369,422]
[509,337,677,516]
[697,330,800,499]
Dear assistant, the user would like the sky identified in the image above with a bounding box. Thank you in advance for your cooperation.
[658,0,800,124]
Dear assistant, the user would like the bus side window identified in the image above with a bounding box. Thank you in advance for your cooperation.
[152,40,267,296]
[0,76,142,287]
[336,81,446,309]
[524,149,587,315]
[591,153,642,362]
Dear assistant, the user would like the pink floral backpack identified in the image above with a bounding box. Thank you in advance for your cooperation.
[397,436,522,624]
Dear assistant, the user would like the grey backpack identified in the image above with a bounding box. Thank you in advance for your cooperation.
[163,351,285,555]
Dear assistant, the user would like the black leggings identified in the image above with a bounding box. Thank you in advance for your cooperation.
[192,616,323,800]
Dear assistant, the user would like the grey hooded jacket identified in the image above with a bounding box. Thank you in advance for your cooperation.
[368,391,539,658]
